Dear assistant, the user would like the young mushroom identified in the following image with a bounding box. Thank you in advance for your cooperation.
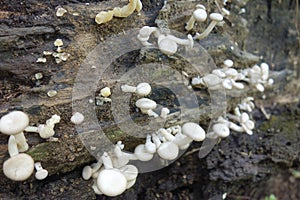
[134,144,154,161]
[3,136,34,181]
[0,111,30,152]
[157,34,194,55]
[34,162,48,180]
[25,114,61,139]
[206,123,230,139]
[194,12,224,40]
[121,82,151,96]
[185,4,207,31]
[135,98,159,117]
[173,122,206,148]
[71,112,85,125]
[97,152,127,196]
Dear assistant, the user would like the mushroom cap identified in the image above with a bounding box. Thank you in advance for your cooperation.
[158,38,178,55]
[119,164,138,181]
[212,123,230,138]
[223,59,234,67]
[157,141,179,160]
[35,169,48,180]
[97,169,127,197]
[0,111,29,135]
[182,122,206,141]
[126,178,136,189]
[82,165,92,180]
[134,144,153,161]
[136,83,151,96]
[203,74,222,87]
[3,153,34,181]
[193,8,207,22]
[71,112,85,125]
[135,98,157,110]
[209,13,223,22]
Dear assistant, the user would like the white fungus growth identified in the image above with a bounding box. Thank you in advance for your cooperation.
[54,39,63,47]
[47,90,57,97]
[70,112,85,125]
[36,57,47,63]
[100,87,111,97]
[34,162,48,180]
[56,7,67,17]
[0,111,30,152]
[185,4,207,31]
[95,0,143,25]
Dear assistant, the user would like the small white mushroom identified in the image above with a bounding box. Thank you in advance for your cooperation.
[194,13,224,40]
[145,134,156,154]
[157,141,179,160]
[71,112,85,125]
[223,59,234,68]
[25,114,61,139]
[119,164,138,181]
[137,26,160,46]
[173,122,206,148]
[54,39,63,47]
[158,34,194,55]
[0,111,30,152]
[100,87,111,97]
[206,123,230,138]
[97,152,127,196]
[121,82,151,96]
[134,144,153,161]
[185,4,207,31]
[34,162,48,180]
[97,168,127,196]
[56,7,67,17]
[82,165,93,180]
[112,141,137,168]
[160,107,170,119]
[3,153,34,181]
[135,98,158,117]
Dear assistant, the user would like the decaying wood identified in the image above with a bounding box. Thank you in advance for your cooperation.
[0,0,295,186]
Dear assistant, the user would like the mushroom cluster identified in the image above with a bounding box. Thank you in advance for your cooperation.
[95,0,142,25]
[83,121,207,196]
[0,111,49,181]
[206,97,256,139]
[192,60,274,92]
[185,4,227,41]
[137,26,194,55]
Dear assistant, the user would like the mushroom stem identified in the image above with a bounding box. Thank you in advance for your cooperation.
[25,126,39,132]
[194,20,218,40]
[14,132,29,152]
[185,16,196,31]
[145,134,156,154]
[158,128,175,141]
[101,152,114,169]
[8,135,19,157]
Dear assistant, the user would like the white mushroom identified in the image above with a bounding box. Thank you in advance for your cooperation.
[206,123,230,138]
[121,82,151,96]
[97,152,127,196]
[112,141,137,168]
[134,144,153,161]
[194,13,224,40]
[0,111,30,152]
[157,141,179,160]
[185,4,207,31]
[119,164,138,186]
[82,165,93,180]
[3,153,34,181]
[34,162,48,180]
[100,87,111,97]
[135,98,158,117]
[173,122,206,148]
[160,107,170,119]
[71,112,85,125]
[137,26,160,46]
[157,34,194,55]
[145,134,156,154]
[223,59,234,68]
[25,114,61,139]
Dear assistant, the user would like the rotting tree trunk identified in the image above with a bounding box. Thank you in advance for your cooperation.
[0,0,299,199]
